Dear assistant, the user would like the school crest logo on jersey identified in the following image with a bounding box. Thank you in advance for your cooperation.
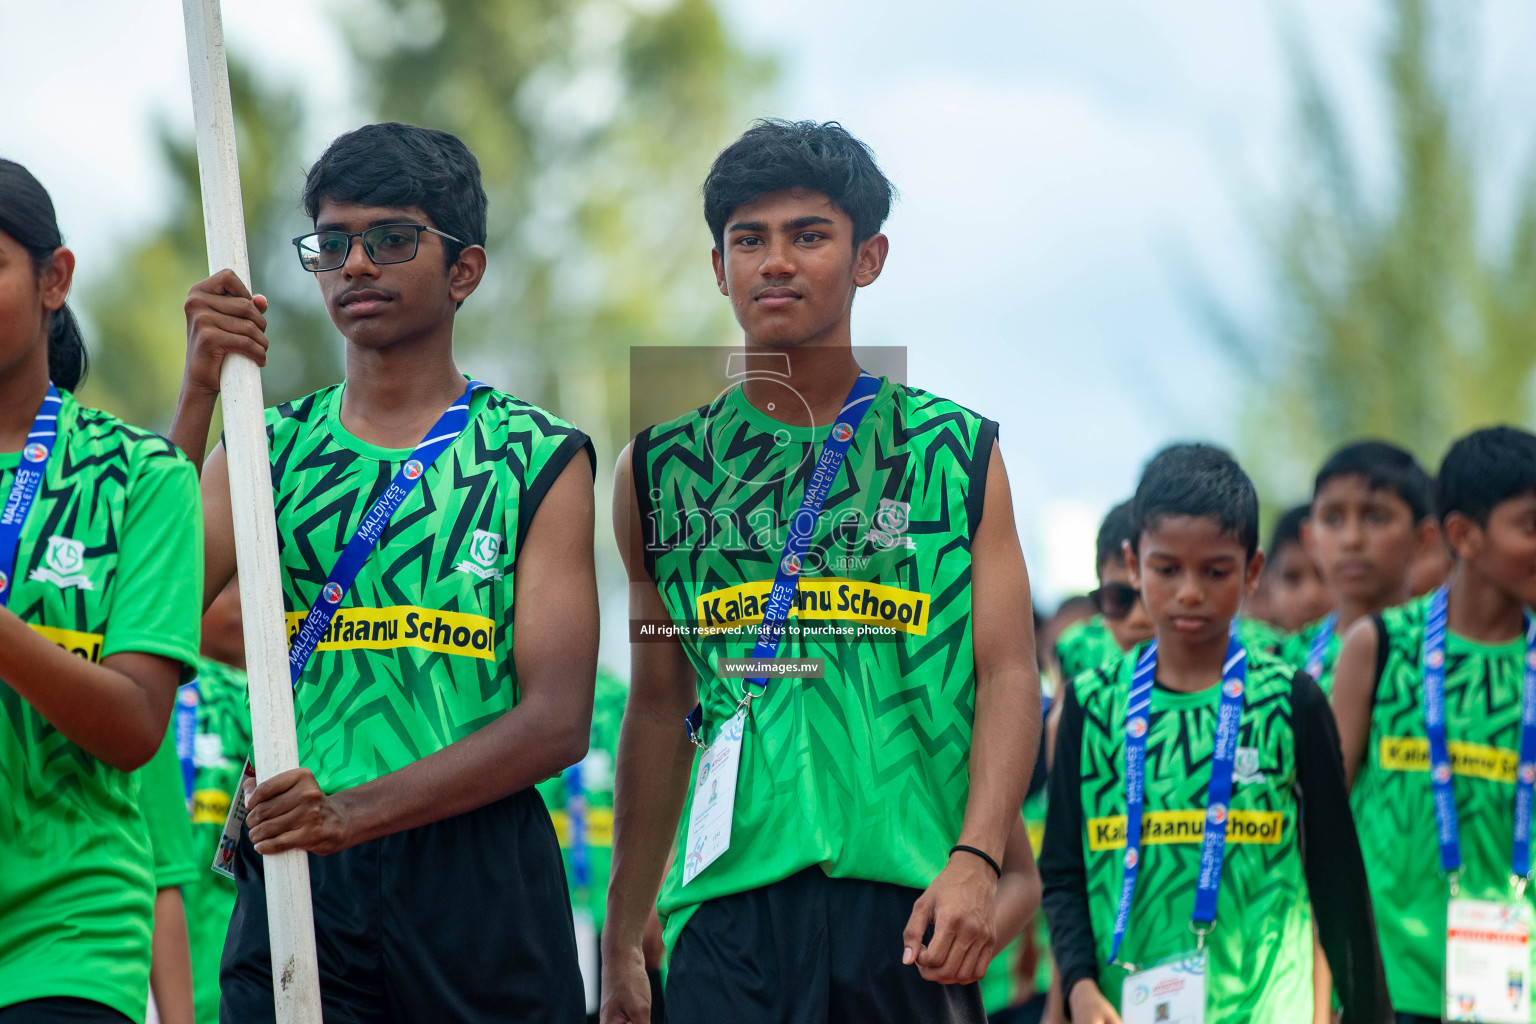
[1233,746,1265,785]
[28,535,93,591]
[454,530,504,581]
[865,498,916,551]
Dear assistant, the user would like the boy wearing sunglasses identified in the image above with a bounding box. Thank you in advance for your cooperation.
[1282,440,1437,694]
[1041,444,1389,1024]
[1056,501,1155,685]
[170,123,599,1022]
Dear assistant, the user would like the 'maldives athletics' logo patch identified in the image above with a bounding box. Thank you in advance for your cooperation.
[28,535,93,591]
[454,529,504,581]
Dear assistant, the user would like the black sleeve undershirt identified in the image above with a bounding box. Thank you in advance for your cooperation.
[1040,673,1394,1021]
[1039,679,1099,1006]
[1292,669,1393,1024]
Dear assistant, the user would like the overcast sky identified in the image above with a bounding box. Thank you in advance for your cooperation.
[4,0,1535,603]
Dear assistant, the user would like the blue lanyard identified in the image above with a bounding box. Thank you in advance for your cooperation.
[684,371,883,745]
[0,383,61,608]
[1306,612,1337,681]
[1421,586,1536,881]
[175,682,200,804]
[1109,635,1248,965]
[564,760,589,891]
[288,379,488,684]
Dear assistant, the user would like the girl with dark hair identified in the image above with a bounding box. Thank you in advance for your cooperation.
[0,160,204,1024]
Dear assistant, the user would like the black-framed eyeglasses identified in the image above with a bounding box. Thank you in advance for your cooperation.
[1089,581,1141,621]
[290,223,466,273]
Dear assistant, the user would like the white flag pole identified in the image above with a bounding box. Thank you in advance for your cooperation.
[179,1,322,1019]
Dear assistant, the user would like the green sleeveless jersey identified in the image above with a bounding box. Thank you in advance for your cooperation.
[181,657,250,1024]
[637,377,997,942]
[1073,644,1313,1021]
[1057,616,1120,683]
[0,391,203,1023]
[1282,617,1341,694]
[1352,593,1531,1017]
[266,383,592,793]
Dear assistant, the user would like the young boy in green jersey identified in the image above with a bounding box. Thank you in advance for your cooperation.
[0,161,204,1024]
[1056,502,1155,684]
[1282,440,1436,694]
[1258,504,1333,635]
[172,123,599,1023]
[1333,426,1536,1024]
[172,576,249,1024]
[602,120,1040,1024]
[1041,443,1389,1024]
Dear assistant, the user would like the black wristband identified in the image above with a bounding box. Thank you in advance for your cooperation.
[949,844,1002,879]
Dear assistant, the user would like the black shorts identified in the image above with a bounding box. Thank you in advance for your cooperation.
[666,867,987,1024]
[220,786,585,1023]
[0,1000,131,1024]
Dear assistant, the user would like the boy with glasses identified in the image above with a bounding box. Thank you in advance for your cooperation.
[170,122,599,1023]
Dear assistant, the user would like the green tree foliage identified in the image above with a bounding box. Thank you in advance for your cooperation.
[1213,0,1536,492]
[80,61,338,432]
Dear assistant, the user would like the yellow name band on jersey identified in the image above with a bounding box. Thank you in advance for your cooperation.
[284,606,496,661]
[1378,736,1517,783]
[192,788,233,825]
[549,807,614,848]
[1086,810,1285,851]
[695,577,930,636]
[28,623,105,663]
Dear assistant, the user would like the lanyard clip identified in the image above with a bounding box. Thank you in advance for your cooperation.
[1189,921,1214,951]
[1513,874,1530,903]
[1446,869,1462,898]
[684,705,707,749]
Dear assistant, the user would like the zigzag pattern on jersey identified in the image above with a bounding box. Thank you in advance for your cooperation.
[1358,595,1525,890]
[265,385,590,791]
[1075,647,1309,1017]
[2,399,188,822]
[641,379,993,826]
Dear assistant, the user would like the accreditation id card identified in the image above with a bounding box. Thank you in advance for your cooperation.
[1446,897,1534,1023]
[681,709,745,886]
[1121,951,1207,1024]
[210,758,257,881]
